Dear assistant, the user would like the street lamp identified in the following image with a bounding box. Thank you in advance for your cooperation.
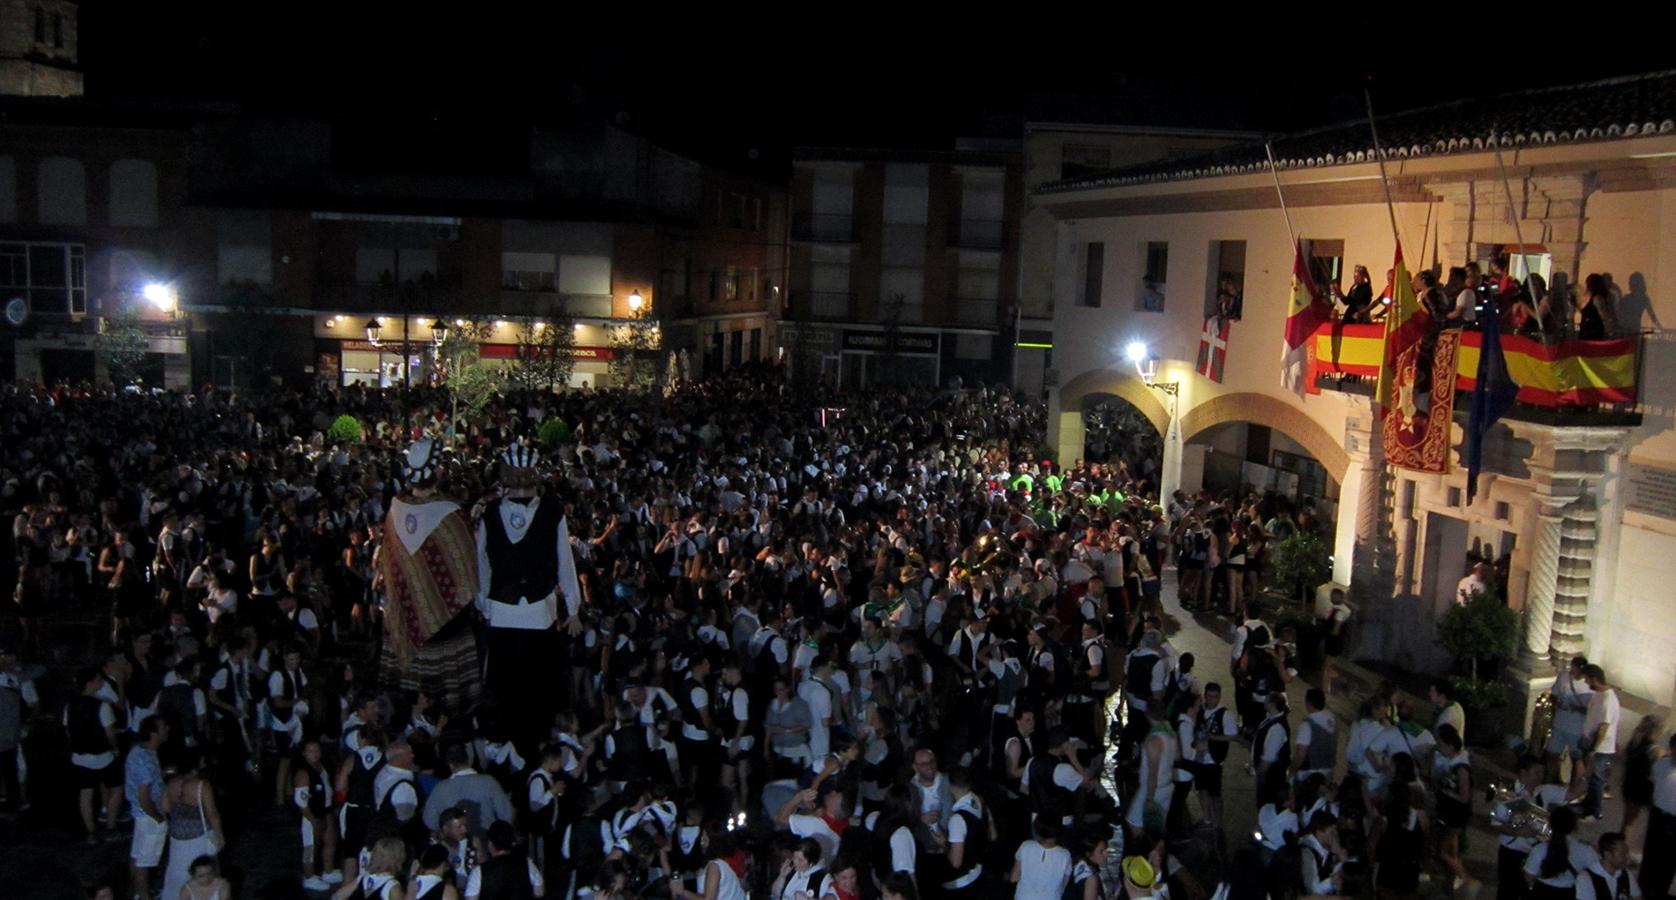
[143,282,178,313]
[364,317,383,345]
[627,289,644,314]
[431,319,448,344]
[1126,338,1182,505]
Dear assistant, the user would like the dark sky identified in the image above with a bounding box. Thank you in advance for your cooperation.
[75,7,1676,176]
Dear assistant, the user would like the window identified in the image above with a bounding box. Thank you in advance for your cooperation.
[52,12,63,48]
[557,254,611,296]
[721,266,739,302]
[1082,242,1104,308]
[1,242,86,314]
[109,159,159,228]
[1061,144,1112,180]
[37,156,86,226]
[501,252,556,292]
[752,198,763,232]
[1305,238,1344,292]
[750,328,762,362]
[0,157,16,223]
[33,8,46,44]
[355,248,395,284]
[882,164,929,225]
[730,330,744,367]
[1208,240,1246,320]
[745,267,759,304]
[1137,242,1168,312]
[219,244,272,285]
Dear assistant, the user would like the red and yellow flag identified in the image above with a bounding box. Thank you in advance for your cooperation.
[1375,241,1428,416]
[1281,239,1332,393]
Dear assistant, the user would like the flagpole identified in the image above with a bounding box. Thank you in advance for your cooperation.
[1493,137,1547,334]
[1363,83,1404,251]
[1264,142,1298,248]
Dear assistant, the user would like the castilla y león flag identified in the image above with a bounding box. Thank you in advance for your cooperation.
[1281,239,1333,393]
[1196,315,1230,383]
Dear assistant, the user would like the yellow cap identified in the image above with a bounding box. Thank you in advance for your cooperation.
[1122,856,1156,889]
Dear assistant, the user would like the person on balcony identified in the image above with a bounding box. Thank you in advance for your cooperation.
[1577,274,1614,340]
[1332,265,1374,323]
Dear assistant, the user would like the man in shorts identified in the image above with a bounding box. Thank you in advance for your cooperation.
[126,716,170,900]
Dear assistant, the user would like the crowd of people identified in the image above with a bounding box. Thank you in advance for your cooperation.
[0,366,1668,900]
[1325,254,1633,341]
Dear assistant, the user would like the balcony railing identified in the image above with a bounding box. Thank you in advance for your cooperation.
[948,219,1005,250]
[953,298,1000,327]
[499,291,614,318]
[792,291,853,320]
[1306,320,1642,416]
[792,213,857,243]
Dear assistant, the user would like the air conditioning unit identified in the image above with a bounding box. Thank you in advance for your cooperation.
[436,225,461,241]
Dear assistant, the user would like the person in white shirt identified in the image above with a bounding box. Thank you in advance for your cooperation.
[1526,807,1599,898]
[1456,560,1492,606]
[1011,818,1073,899]
[1299,811,1347,897]
[798,656,839,762]
[1580,664,1622,819]
[1495,754,1579,900]
[1546,655,1593,782]
[1430,679,1467,744]
[1291,689,1337,784]
[1578,832,1642,900]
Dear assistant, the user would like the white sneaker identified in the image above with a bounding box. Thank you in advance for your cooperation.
[323,871,345,885]
[302,876,331,892]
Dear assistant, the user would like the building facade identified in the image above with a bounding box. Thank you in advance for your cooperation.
[1039,72,1676,715]
[1014,123,1255,397]
[784,142,1022,389]
[0,0,81,98]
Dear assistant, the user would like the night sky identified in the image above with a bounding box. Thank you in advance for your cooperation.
[75,7,1676,178]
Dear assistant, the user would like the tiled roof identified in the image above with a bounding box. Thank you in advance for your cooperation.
[1038,70,1676,193]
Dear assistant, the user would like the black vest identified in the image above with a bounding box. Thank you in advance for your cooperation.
[304,764,331,817]
[157,682,199,746]
[1125,651,1160,704]
[524,770,559,834]
[677,675,709,739]
[949,805,989,879]
[607,725,652,783]
[1028,754,1072,821]
[476,853,534,900]
[1201,706,1232,763]
[67,695,109,755]
[1586,869,1633,900]
[483,500,562,605]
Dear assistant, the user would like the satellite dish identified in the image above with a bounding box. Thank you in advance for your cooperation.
[4,298,26,326]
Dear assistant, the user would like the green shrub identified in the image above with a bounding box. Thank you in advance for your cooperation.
[327,414,364,444]
[538,418,572,450]
[1269,531,1333,600]
[1437,589,1520,680]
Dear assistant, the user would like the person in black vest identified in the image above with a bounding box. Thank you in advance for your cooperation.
[1579,832,1641,900]
[714,659,754,816]
[675,655,718,797]
[64,665,121,843]
[1064,620,1107,748]
[477,444,582,755]
[523,744,569,879]
[295,737,342,892]
[267,642,310,807]
[156,657,208,760]
[940,766,991,898]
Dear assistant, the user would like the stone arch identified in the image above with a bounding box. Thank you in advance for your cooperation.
[1057,368,1170,435]
[1179,392,1350,482]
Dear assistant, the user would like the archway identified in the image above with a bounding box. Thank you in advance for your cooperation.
[1177,391,1349,537]
[1081,392,1165,487]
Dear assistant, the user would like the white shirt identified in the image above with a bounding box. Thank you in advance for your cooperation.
[1525,838,1600,888]
[1013,840,1073,899]
[787,813,841,864]
[798,678,836,759]
[373,765,418,821]
[1583,687,1621,752]
[63,700,117,768]
[1257,804,1298,851]
[474,498,580,630]
[1577,862,1643,900]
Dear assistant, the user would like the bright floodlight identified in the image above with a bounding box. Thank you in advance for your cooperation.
[1124,340,1148,364]
[143,283,177,311]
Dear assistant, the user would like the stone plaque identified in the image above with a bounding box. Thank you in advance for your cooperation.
[1627,462,1676,520]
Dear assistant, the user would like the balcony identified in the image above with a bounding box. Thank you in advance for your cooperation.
[792,213,857,244]
[948,219,1005,251]
[498,290,614,318]
[792,290,854,320]
[1306,320,1644,425]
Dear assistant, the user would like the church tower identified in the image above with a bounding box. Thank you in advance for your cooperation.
[0,0,83,97]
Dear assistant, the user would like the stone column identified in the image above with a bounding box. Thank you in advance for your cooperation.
[1551,501,1598,656]
[1054,409,1085,469]
[1523,497,1568,658]
[1159,392,1182,510]
[1333,394,1394,602]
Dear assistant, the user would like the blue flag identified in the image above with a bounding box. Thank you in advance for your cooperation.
[1464,299,1521,503]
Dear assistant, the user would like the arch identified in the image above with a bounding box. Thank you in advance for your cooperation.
[1056,367,1170,436]
[1179,392,1350,482]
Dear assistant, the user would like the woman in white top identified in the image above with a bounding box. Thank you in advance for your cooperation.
[1012,819,1074,899]
[1525,807,1599,900]
[1127,705,1177,832]
[334,837,406,900]
[771,838,828,900]
[673,833,748,900]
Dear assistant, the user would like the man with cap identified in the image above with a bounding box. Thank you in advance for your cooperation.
[377,438,482,711]
[476,442,583,753]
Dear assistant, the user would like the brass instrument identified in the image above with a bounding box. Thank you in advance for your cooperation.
[954,532,1016,582]
[1488,783,1553,841]
[1529,690,1556,757]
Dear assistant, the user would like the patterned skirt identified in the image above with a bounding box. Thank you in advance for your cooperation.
[378,618,481,713]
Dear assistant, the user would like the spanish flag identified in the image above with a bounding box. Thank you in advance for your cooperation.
[1375,241,1429,417]
[1281,239,1332,394]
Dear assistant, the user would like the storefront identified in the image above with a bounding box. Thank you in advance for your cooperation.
[313,316,620,389]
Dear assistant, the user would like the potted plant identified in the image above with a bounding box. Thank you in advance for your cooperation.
[1268,531,1332,606]
[1436,588,1520,745]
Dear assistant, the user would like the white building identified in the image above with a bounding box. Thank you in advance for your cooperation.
[1038,71,1676,715]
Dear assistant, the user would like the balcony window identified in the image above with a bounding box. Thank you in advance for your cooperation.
[1,241,86,314]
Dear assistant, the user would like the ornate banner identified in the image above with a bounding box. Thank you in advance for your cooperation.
[1383,331,1461,474]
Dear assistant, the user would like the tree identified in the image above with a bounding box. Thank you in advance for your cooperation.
[509,312,576,393]
[434,317,497,441]
[98,311,150,386]
[609,313,660,390]
[327,414,364,444]
[449,362,502,437]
